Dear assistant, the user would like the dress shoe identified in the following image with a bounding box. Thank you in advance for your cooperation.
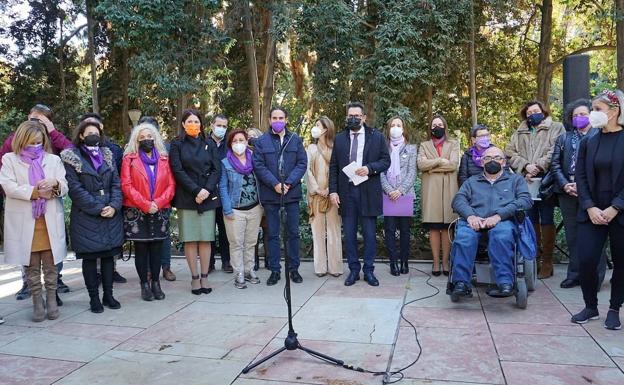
[344,271,360,286]
[141,282,154,301]
[57,278,70,293]
[191,275,202,295]
[363,272,379,286]
[498,283,513,297]
[400,261,409,274]
[390,262,400,276]
[560,278,579,289]
[432,269,441,277]
[290,270,303,283]
[450,281,472,302]
[267,271,281,286]
[113,271,127,283]
[222,262,234,273]
[443,270,449,276]
[162,268,176,281]
[200,273,212,294]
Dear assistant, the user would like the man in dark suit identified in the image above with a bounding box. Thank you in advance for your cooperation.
[329,102,390,286]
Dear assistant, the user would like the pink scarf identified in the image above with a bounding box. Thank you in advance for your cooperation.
[387,136,405,186]
[20,145,47,219]
[432,136,446,157]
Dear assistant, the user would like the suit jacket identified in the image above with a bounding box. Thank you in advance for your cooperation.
[329,125,390,217]
[576,130,624,225]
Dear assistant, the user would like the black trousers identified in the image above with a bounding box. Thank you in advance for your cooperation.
[134,240,164,283]
[210,207,230,266]
[578,219,624,311]
[384,216,412,262]
[83,257,114,296]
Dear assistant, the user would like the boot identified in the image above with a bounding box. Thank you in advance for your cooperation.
[141,282,154,301]
[26,263,45,322]
[400,261,409,275]
[42,261,59,320]
[151,280,165,300]
[83,260,103,313]
[101,257,120,309]
[390,261,400,276]
[539,224,556,279]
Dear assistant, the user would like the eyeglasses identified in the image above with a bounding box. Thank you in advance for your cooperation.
[483,156,504,162]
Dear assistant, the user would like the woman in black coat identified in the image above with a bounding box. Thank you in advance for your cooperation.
[571,89,624,330]
[169,109,221,295]
[61,120,124,313]
[458,124,493,186]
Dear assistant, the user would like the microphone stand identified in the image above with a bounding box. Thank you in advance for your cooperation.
[242,122,344,374]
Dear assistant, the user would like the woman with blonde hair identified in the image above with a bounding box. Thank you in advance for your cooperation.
[0,121,68,321]
[121,123,176,301]
[307,116,343,277]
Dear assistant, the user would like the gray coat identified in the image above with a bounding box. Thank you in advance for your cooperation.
[381,143,417,196]
[452,170,533,221]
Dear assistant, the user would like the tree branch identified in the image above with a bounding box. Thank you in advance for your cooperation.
[550,44,616,67]
[60,23,87,47]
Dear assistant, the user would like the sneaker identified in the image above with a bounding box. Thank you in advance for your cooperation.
[57,278,70,293]
[571,308,600,324]
[604,309,621,330]
[113,271,127,283]
[15,282,31,300]
[245,271,261,284]
[234,274,247,289]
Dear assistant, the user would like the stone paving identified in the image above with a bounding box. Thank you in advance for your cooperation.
[0,258,622,385]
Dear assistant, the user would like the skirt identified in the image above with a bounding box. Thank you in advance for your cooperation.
[124,207,170,241]
[423,222,451,230]
[178,208,216,242]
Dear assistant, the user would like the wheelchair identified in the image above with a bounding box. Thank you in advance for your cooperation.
[445,211,537,309]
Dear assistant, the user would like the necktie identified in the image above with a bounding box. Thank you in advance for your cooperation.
[350,133,359,163]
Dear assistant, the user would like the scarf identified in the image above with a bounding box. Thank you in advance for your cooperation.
[82,145,104,171]
[139,148,159,199]
[227,149,254,175]
[432,136,446,156]
[20,146,47,219]
[469,145,488,167]
[387,136,405,186]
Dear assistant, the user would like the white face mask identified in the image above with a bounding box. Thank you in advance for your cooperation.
[390,125,403,139]
[589,111,609,128]
[311,126,324,139]
[232,142,247,155]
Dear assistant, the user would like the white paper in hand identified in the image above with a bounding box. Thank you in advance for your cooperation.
[342,161,369,186]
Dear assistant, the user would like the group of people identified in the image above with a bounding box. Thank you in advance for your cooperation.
[0,91,622,331]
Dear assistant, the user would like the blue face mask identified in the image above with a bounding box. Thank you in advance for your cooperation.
[213,126,227,139]
[527,113,545,127]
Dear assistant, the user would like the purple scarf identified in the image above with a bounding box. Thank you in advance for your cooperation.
[387,136,405,186]
[20,145,47,219]
[82,145,104,171]
[227,149,253,175]
[139,148,159,199]
[469,145,488,167]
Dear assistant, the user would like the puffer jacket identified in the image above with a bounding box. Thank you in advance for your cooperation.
[505,116,565,175]
[61,147,124,255]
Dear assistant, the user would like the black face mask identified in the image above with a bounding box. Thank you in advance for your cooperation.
[139,139,155,152]
[346,117,362,131]
[431,126,445,139]
[83,134,100,147]
[484,160,502,175]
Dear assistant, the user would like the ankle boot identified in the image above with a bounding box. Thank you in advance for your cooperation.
[539,224,556,279]
[100,257,120,308]
[390,261,400,276]
[26,264,45,322]
[141,282,154,301]
[42,261,59,320]
[151,280,165,300]
[83,261,103,313]
[400,261,409,274]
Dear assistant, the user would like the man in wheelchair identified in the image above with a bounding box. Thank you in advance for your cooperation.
[449,147,533,299]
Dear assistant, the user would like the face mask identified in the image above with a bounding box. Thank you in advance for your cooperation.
[311,126,324,139]
[346,117,362,131]
[527,112,545,127]
[27,144,43,153]
[213,126,227,139]
[589,111,609,128]
[390,126,403,139]
[271,121,286,133]
[232,142,247,155]
[484,160,502,175]
[184,122,201,137]
[431,126,445,139]
[83,134,100,147]
[475,137,490,148]
[572,115,590,130]
[139,139,155,152]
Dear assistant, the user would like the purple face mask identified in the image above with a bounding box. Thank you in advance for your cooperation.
[271,121,286,133]
[475,136,491,149]
[572,115,590,130]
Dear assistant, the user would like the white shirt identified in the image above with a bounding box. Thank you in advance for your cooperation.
[350,126,365,166]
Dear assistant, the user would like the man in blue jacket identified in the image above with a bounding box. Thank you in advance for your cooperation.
[450,146,533,299]
[329,102,390,287]
[253,107,308,286]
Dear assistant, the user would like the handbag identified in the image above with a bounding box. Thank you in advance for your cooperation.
[383,194,414,217]
[539,171,558,205]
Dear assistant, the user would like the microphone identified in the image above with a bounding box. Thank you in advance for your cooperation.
[278,117,302,183]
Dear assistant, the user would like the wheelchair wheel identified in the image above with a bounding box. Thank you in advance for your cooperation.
[524,259,537,292]
[515,279,528,309]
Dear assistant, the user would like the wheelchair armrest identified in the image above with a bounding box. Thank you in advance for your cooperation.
[514,210,527,224]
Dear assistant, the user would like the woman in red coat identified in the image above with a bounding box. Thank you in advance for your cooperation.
[121,122,175,301]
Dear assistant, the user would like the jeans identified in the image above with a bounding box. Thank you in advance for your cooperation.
[342,185,377,274]
[451,219,516,287]
[265,202,301,273]
[161,235,172,269]
[384,216,411,262]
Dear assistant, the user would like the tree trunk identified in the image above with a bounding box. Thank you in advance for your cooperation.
[469,2,478,127]
[536,0,553,106]
[260,10,276,132]
[176,94,189,129]
[86,0,99,113]
[617,0,624,90]
[121,48,130,135]
[426,86,433,126]
[58,16,66,107]
[242,0,261,128]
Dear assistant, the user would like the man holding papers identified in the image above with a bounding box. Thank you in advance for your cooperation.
[329,102,390,286]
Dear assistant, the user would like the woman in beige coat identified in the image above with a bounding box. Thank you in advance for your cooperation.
[0,121,68,322]
[418,115,460,276]
[306,116,343,277]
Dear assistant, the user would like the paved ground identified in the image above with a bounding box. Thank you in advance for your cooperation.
[0,258,622,385]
